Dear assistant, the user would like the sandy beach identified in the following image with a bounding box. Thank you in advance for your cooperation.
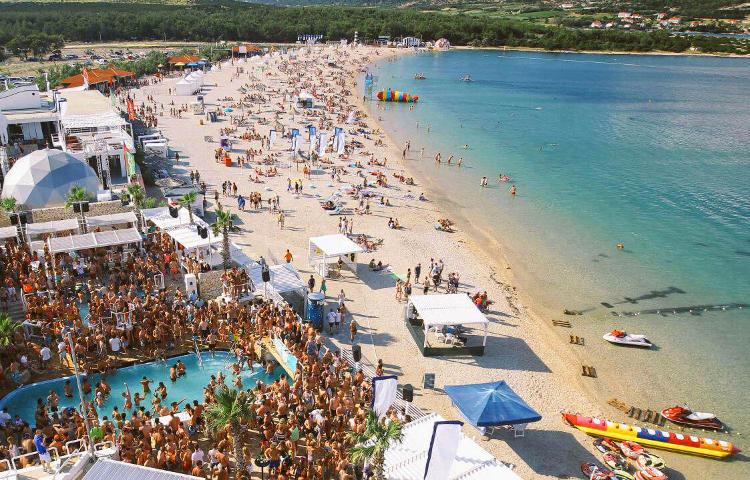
[130,45,741,479]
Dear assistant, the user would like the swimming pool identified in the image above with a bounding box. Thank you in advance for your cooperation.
[0,351,284,426]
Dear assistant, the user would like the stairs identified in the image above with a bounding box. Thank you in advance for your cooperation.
[3,299,26,324]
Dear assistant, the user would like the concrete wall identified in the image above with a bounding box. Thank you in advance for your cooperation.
[0,200,134,227]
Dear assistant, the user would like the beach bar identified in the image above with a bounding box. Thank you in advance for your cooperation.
[307,233,363,277]
[405,294,489,356]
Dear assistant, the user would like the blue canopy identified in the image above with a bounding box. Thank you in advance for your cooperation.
[197,60,207,65]
[185,62,198,67]
[444,380,541,427]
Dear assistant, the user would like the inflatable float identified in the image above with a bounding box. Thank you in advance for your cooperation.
[563,413,740,459]
[376,90,419,102]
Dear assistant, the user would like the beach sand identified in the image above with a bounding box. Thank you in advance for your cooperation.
[132,45,739,479]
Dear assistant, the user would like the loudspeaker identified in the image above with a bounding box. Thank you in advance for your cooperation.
[402,384,414,403]
[19,213,27,225]
[352,344,361,362]
[169,205,178,218]
[184,273,197,296]
[73,203,80,213]
[120,195,130,207]
[197,225,207,239]
[9,214,18,225]
[261,265,270,283]
[81,202,89,213]
[72,202,89,213]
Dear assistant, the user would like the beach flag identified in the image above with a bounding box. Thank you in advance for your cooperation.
[308,126,316,140]
[82,68,90,88]
[346,110,356,124]
[371,376,398,419]
[123,143,136,177]
[318,133,327,156]
[0,113,8,145]
[109,89,115,107]
[126,98,136,122]
[336,132,346,155]
[269,129,277,149]
[291,128,299,137]
[424,421,463,480]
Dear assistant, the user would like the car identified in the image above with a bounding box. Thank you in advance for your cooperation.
[83,60,93,66]
[48,54,62,61]
[26,57,40,62]
[96,58,108,65]
[65,54,78,60]
[90,54,101,59]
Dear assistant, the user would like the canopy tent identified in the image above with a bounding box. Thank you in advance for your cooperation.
[85,211,138,228]
[406,294,489,354]
[383,413,522,480]
[308,233,363,277]
[26,218,80,237]
[168,224,222,251]
[444,381,541,436]
[0,226,19,240]
[142,207,203,231]
[248,263,306,297]
[175,78,198,96]
[47,227,142,254]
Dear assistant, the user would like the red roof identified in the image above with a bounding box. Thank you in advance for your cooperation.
[232,44,262,53]
[167,54,205,64]
[60,66,135,88]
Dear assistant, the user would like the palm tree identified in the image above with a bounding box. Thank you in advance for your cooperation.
[204,387,254,474]
[64,186,92,233]
[126,184,145,230]
[348,409,404,480]
[0,313,21,349]
[210,207,239,270]
[177,191,198,225]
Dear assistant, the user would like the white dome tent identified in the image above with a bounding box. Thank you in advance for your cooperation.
[1,149,100,209]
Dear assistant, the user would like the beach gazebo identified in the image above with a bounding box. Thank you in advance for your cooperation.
[307,234,363,277]
[405,294,489,356]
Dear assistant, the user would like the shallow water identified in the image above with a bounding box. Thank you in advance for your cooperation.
[366,50,750,440]
[0,351,283,426]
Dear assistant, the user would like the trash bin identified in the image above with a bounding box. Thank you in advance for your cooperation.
[306,292,325,330]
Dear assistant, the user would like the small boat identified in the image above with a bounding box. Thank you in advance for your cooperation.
[634,466,667,480]
[581,463,614,479]
[661,406,724,430]
[460,75,472,82]
[414,73,426,80]
[620,440,644,459]
[562,413,741,459]
[603,330,653,348]
[636,453,665,471]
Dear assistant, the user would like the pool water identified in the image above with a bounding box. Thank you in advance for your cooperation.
[0,351,284,426]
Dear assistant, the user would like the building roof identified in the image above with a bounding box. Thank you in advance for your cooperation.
[409,294,489,327]
[308,233,363,257]
[168,54,205,65]
[60,90,114,117]
[60,66,135,88]
[232,44,263,53]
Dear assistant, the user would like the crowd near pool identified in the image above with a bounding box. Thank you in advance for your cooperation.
[0,352,285,426]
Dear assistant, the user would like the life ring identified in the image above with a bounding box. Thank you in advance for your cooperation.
[634,467,666,480]
[636,453,665,471]
[619,440,644,459]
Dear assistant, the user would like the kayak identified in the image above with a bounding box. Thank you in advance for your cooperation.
[562,413,741,459]
[603,330,653,348]
[661,406,724,430]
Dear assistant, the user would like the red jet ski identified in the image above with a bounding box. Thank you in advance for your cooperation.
[661,406,724,430]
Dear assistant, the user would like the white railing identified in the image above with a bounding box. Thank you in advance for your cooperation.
[11,446,59,471]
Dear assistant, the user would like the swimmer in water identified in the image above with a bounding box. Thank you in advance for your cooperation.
[463,144,468,149]
[435,153,441,164]
[447,155,453,165]
[510,185,516,197]
[457,157,462,167]
[617,243,624,250]
[480,177,488,187]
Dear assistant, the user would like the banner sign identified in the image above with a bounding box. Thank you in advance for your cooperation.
[269,129,277,149]
[126,98,136,122]
[318,133,327,156]
[424,421,463,480]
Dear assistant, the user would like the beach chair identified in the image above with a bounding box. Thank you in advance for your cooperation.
[326,205,342,215]
[435,330,446,343]
[512,423,528,438]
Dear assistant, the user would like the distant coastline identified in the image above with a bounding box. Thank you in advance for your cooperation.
[452,44,750,58]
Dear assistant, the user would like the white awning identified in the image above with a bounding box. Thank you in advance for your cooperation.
[384,413,521,480]
[26,218,79,236]
[143,207,207,231]
[0,226,18,240]
[168,224,221,250]
[248,263,305,294]
[309,233,363,257]
[62,111,127,130]
[409,294,489,327]
[47,227,142,254]
[86,211,138,228]
[83,458,202,480]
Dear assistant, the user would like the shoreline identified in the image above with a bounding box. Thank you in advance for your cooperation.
[452,44,750,58]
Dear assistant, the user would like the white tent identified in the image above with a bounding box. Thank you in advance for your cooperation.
[47,227,142,254]
[86,211,138,228]
[248,263,306,297]
[308,233,363,277]
[175,78,197,96]
[384,413,521,480]
[142,207,202,231]
[0,226,18,240]
[168,224,222,251]
[406,294,489,350]
[26,218,80,237]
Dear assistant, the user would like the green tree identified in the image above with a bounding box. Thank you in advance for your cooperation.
[177,191,198,225]
[204,387,254,474]
[0,197,18,214]
[0,313,21,349]
[210,207,239,270]
[348,409,404,480]
[64,186,92,233]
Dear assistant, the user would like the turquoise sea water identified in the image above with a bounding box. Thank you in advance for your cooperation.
[366,51,750,438]
[0,352,283,426]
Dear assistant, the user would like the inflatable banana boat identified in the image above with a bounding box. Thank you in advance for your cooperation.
[562,413,740,459]
[376,90,419,102]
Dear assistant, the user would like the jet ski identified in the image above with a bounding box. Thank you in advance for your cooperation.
[603,330,653,348]
[661,406,724,430]
[460,75,472,82]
